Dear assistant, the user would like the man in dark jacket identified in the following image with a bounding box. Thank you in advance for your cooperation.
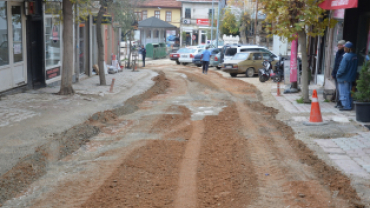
[141,45,146,67]
[336,42,358,111]
[331,40,345,108]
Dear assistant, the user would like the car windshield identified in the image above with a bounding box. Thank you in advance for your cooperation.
[177,48,188,53]
[232,53,250,60]
[198,49,204,53]
[189,49,197,53]
[225,48,237,56]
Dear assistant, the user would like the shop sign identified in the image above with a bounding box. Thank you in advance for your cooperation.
[46,67,60,80]
[93,15,112,24]
[196,19,210,26]
[332,9,345,19]
[319,0,358,10]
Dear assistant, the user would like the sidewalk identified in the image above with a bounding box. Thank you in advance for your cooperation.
[0,69,158,176]
[212,69,370,206]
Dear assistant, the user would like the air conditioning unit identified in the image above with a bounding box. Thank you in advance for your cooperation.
[183,19,191,24]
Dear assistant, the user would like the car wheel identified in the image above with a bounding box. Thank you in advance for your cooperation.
[230,73,237,77]
[216,67,221,70]
[176,60,180,65]
[196,64,202,67]
[246,68,255,77]
[182,63,188,66]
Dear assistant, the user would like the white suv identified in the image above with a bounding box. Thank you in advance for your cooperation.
[224,45,279,62]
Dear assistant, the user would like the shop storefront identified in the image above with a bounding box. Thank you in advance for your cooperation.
[43,1,62,84]
[0,1,28,92]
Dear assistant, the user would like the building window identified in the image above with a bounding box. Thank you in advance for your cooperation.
[185,8,191,19]
[155,10,160,19]
[134,11,141,21]
[0,1,9,66]
[166,11,172,22]
[209,9,214,16]
[154,30,159,38]
[142,10,147,20]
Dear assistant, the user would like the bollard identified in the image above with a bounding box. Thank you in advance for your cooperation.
[109,78,115,93]
[277,81,281,96]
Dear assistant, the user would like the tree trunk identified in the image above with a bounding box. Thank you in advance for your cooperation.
[128,33,132,68]
[298,30,310,102]
[59,0,75,95]
[240,21,247,44]
[97,6,107,85]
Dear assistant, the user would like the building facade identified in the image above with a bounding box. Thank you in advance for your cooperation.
[178,0,226,46]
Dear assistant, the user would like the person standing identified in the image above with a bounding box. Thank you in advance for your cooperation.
[202,46,211,74]
[141,45,146,67]
[336,42,358,111]
[331,40,346,108]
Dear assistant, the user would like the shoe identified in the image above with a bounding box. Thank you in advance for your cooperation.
[339,108,352,111]
[336,105,343,109]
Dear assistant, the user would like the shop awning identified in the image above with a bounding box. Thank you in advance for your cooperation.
[319,0,358,10]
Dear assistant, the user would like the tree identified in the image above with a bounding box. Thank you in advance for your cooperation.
[59,0,75,95]
[221,10,239,36]
[225,0,252,44]
[260,0,336,102]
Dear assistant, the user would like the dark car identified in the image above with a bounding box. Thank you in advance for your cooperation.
[170,48,189,65]
[192,48,220,67]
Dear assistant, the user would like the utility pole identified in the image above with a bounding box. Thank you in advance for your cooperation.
[216,0,221,48]
[211,0,214,42]
[254,0,258,45]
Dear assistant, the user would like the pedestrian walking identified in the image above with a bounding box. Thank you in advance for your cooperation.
[141,45,146,67]
[336,42,358,111]
[331,40,346,108]
[202,46,211,74]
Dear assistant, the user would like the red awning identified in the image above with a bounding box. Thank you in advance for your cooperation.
[319,0,358,10]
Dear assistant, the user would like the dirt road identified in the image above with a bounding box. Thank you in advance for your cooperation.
[1,64,364,208]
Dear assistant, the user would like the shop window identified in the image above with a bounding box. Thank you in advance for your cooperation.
[155,10,160,19]
[166,11,172,22]
[185,8,191,19]
[142,10,147,20]
[12,6,23,63]
[0,2,9,66]
[154,30,159,38]
[44,1,61,69]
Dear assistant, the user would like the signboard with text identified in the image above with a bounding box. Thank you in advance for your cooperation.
[332,9,345,19]
[196,19,210,26]
[319,0,358,10]
[46,67,60,80]
[93,15,112,24]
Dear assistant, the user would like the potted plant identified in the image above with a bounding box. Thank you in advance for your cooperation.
[353,61,370,122]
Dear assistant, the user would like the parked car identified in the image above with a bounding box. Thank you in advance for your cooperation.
[210,52,221,69]
[178,48,204,65]
[223,45,278,62]
[170,48,189,65]
[222,52,277,77]
[192,48,220,67]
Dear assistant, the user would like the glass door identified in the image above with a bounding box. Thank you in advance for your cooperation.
[0,2,27,92]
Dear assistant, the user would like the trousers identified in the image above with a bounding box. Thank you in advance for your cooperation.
[338,81,353,110]
[202,61,209,73]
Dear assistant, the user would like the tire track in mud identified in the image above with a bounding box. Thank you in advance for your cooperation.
[173,120,204,208]
[0,71,170,206]
[179,68,363,207]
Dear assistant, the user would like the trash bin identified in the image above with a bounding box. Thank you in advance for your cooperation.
[159,42,167,58]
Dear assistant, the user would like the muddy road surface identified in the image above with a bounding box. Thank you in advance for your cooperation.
[1,65,363,208]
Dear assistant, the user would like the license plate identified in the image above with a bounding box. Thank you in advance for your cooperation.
[226,66,232,68]
[173,55,178,57]
[182,55,188,58]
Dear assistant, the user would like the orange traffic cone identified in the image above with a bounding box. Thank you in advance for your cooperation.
[277,82,281,96]
[304,89,327,126]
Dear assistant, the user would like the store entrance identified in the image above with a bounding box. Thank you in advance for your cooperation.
[0,2,27,92]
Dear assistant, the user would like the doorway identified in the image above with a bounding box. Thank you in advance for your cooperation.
[0,2,27,92]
